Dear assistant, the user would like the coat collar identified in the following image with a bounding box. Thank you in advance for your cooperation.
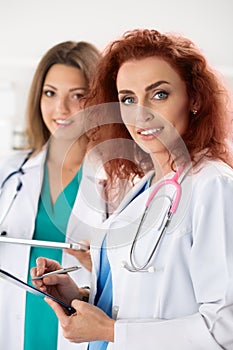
[22,144,48,170]
[113,170,155,215]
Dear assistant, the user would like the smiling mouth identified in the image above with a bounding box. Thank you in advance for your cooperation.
[55,119,72,126]
[138,127,164,135]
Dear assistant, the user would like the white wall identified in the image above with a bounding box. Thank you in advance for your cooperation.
[0,0,232,151]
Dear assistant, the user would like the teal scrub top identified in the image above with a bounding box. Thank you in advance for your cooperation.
[24,165,82,350]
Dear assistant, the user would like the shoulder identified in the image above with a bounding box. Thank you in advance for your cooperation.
[192,159,233,183]
[189,159,233,200]
[0,147,46,177]
[0,150,29,170]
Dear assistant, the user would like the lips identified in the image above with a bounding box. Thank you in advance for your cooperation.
[54,119,72,126]
[137,127,164,136]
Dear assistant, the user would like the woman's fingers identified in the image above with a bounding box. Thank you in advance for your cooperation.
[45,297,71,324]
[36,257,61,275]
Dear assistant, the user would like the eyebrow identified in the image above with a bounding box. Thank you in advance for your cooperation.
[118,80,170,95]
[43,84,87,92]
[145,80,170,92]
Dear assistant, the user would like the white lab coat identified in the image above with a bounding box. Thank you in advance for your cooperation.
[0,146,107,350]
[89,160,233,350]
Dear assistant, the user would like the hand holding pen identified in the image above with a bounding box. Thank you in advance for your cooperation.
[31,258,82,304]
[32,266,81,280]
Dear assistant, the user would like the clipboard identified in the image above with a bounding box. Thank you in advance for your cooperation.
[0,236,89,251]
[0,268,76,315]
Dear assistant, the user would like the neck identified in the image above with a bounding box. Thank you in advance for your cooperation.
[150,152,172,184]
[47,135,88,170]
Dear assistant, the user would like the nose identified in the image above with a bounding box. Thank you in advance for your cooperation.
[56,97,70,114]
[135,105,154,123]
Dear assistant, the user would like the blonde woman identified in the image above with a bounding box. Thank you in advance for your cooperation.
[0,41,103,350]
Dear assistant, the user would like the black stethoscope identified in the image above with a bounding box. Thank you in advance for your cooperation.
[0,151,33,232]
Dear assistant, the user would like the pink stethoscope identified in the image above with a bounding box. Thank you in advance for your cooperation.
[123,165,184,273]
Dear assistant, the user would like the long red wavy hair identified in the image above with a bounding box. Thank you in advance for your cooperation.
[86,29,233,189]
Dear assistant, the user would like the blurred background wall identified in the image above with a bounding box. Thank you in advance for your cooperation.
[0,0,232,155]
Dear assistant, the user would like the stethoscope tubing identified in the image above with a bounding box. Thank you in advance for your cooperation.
[0,151,32,228]
[0,184,22,228]
[145,179,182,214]
[125,165,186,273]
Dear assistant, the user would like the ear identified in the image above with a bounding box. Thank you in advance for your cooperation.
[190,97,200,114]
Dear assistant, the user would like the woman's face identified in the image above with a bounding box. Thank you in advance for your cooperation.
[40,63,88,137]
[116,56,191,160]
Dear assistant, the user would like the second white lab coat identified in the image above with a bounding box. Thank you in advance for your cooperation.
[88,159,233,350]
[0,146,107,350]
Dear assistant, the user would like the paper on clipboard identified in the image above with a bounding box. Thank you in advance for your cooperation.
[0,236,89,250]
[0,269,76,315]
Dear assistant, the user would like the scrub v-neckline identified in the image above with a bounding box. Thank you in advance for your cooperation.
[42,164,82,214]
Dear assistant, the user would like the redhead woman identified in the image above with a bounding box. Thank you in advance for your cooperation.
[32,30,233,350]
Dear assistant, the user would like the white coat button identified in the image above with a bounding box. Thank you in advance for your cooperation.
[112,305,119,319]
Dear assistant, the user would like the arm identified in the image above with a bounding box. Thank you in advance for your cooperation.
[33,259,115,343]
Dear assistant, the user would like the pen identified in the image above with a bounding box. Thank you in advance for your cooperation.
[32,266,81,280]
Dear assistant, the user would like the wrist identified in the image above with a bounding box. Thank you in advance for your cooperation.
[105,318,115,342]
[79,286,90,302]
